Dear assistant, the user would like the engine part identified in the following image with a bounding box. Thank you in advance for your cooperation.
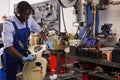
[29,33,41,46]
[58,0,77,7]
[74,0,87,26]
[97,0,109,10]
[16,44,48,80]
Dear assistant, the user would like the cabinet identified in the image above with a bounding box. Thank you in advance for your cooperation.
[63,53,120,80]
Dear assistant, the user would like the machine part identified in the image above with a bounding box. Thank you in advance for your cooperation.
[48,30,56,36]
[58,0,77,8]
[34,45,43,52]
[22,57,47,80]
[36,62,42,66]
[74,0,87,26]
[73,22,81,27]
[28,44,48,60]
[76,48,88,57]
[50,74,58,80]
[100,23,113,40]
[116,38,120,48]
[91,4,97,38]
[64,47,70,54]
[16,44,48,80]
[70,46,77,55]
[92,0,100,5]
[94,66,104,73]
[110,1,120,5]
[29,32,41,46]
[97,0,109,10]
[83,38,97,48]
[87,48,102,59]
[69,39,81,46]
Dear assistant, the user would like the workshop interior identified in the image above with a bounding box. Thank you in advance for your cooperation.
[1,0,120,80]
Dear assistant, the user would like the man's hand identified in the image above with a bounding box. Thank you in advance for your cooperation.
[22,55,35,62]
[44,41,53,49]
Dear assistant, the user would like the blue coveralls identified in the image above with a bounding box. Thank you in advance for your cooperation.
[2,20,30,80]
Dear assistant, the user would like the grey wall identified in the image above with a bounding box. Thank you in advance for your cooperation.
[99,5,120,40]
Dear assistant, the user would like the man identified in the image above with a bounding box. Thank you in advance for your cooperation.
[2,1,52,80]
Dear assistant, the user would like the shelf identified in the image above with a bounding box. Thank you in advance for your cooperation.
[62,63,118,80]
[88,72,117,80]
[62,63,88,73]
[57,73,82,80]
[65,53,120,69]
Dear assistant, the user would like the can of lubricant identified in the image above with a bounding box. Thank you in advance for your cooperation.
[107,50,112,61]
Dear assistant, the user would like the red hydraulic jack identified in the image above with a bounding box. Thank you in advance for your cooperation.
[50,50,66,74]
[83,73,94,80]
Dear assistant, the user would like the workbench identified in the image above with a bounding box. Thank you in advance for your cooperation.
[63,53,120,80]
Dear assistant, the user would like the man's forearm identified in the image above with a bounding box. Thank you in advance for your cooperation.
[6,46,23,59]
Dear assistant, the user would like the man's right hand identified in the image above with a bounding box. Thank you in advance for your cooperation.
[44,41,53,49]
[22,55,35,62]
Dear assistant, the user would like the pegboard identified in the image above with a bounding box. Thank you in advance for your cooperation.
[31,0,60,35]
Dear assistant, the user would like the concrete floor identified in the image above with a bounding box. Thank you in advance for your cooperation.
[44,71,83,80]
[15,71,83,80]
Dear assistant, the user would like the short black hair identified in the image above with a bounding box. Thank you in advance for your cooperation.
[17,1,33,11]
